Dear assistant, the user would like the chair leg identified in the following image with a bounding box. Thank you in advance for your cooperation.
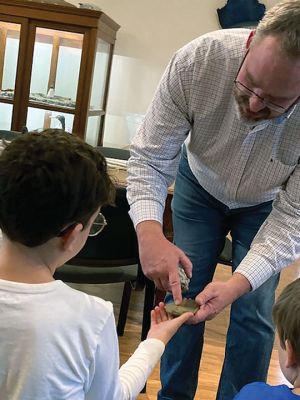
[140,278,155,393]
[134,262,146,291]
[141,278,155,341]
[154,289,165,306]
[117,281,132,336]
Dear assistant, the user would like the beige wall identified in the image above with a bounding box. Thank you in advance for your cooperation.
[69,0,280,147]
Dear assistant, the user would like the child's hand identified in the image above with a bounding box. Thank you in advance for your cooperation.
[147,302,193,345]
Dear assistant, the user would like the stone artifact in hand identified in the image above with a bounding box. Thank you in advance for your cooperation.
[165,299,199,317]
[177,264,190,293]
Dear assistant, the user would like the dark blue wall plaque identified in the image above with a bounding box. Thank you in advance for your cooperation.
[217,0,266,29]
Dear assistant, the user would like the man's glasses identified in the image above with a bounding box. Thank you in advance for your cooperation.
[57,212,107,238]
[234,50,290,114]
[234,80,288,114]
[88,212,107,237]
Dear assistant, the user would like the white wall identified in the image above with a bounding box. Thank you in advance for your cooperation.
[68,0,280,147]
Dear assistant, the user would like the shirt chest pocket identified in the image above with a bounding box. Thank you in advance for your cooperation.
[273,146,300,167]
[255,158,297,192]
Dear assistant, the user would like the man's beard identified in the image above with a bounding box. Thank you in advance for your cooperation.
[233,88,273,123]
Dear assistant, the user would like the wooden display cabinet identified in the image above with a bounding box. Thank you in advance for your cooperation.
[0,0,120,145]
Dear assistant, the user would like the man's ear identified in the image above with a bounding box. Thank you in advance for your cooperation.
[60,223,83,252]
[246,30,256,49]
[285,340,297,368]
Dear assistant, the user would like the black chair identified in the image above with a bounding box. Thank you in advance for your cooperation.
[54,146,155,340]
[0,130,22,141]
[98,146,130,160]
[219,237,233,266]
[54,186,155,337]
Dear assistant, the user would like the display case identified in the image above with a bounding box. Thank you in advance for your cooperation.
[0,0,119,145]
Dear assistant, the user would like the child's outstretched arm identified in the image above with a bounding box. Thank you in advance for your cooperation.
[88,302,192,400]
[118,303,193,398]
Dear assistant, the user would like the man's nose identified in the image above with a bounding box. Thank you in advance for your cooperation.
[248,95,266,112]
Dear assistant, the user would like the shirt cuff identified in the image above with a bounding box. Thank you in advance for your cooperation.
[129,200,165,229]
[235,252,275,291]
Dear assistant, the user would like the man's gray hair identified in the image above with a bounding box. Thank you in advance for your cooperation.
[252,0,300,58]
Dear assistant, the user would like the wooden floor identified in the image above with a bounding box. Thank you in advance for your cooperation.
[71,260,300,400]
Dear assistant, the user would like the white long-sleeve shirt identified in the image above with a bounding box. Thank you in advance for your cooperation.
[0,279,164,399]
[127,29,300,290]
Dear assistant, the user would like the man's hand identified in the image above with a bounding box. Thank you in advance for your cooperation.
[188,273,251,324]
[136,220,192,304]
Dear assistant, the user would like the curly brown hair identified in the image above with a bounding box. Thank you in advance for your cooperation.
[273,278,300,365]
[0,129,115,246]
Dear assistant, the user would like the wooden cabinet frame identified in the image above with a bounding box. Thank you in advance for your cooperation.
[0,0,119,143]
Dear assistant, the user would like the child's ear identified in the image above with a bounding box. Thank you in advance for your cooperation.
[285,340,297,368]
[60,223,83,252]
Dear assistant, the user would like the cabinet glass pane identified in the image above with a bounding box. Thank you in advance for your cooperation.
[89,39,110,111]
[85,115,102,147]
[0,103,13,130]
[26,107,74,133]
[0,22,21,101]
[30,28,83,110]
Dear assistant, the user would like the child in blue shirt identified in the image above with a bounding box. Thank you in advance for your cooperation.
[234,278,300,399]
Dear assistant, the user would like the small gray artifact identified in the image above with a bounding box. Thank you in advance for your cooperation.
[177,264,190,293]
[165,299,199,317]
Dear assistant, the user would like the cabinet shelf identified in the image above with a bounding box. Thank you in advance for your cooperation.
[0,0,120,145]
[0,97,13,105]
[27,101,75,114]
[88,109,105,117]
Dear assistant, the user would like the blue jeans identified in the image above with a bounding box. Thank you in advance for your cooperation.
[158,148,279,400]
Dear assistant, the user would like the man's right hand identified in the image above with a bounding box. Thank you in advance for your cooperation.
[136,220,192,304]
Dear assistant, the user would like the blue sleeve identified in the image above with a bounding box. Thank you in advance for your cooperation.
[233,384,252,399]
[234,382,269,399]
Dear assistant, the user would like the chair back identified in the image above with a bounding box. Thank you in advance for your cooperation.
[97,146,130,160]
[67,186,139,267]
[0,130,22,141]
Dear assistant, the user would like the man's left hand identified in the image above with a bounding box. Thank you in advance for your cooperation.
[187,273,252,324]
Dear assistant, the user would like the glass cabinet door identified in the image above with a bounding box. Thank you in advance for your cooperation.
[85,38,111,146]
[0,21,21,129]
[26,108,74,132]
[26,27,83,132]
[89,38,110,111]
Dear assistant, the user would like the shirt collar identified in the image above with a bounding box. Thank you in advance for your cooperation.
[272,103,298,125]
